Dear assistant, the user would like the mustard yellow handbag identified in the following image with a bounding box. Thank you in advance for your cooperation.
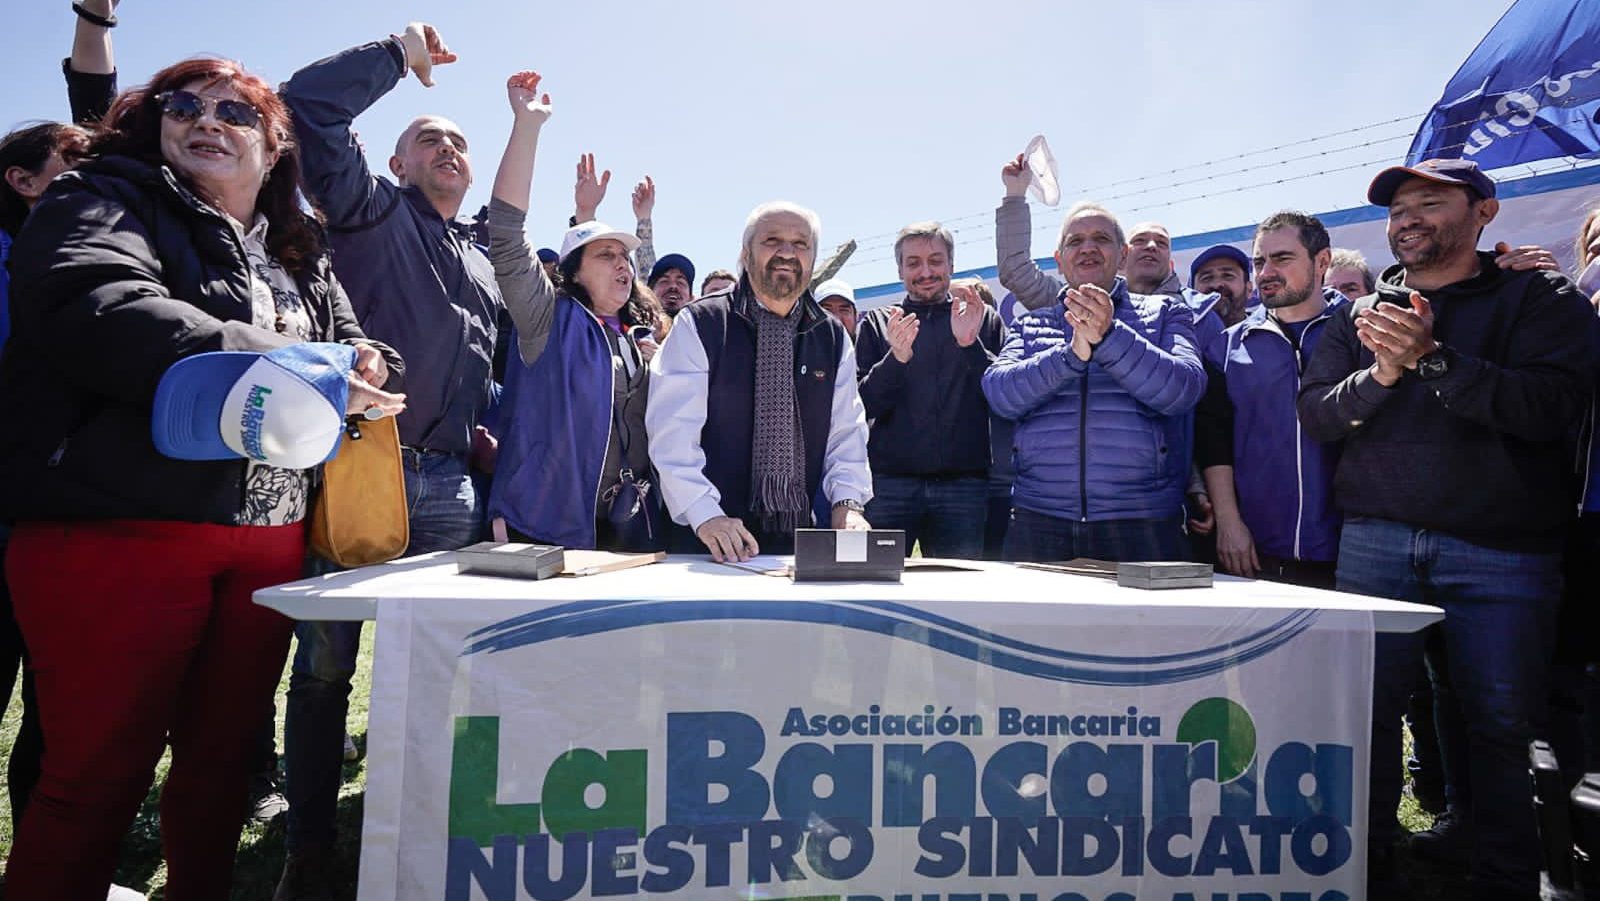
[309,415,410,567]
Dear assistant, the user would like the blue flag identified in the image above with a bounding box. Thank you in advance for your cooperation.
[1407,0,1600,168]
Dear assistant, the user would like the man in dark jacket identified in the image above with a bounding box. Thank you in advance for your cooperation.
[275,22,502,899]
[856,222,1002,558]
[1297,158,1594,901]
[647,201,872,561]
[1196,212,1342,588]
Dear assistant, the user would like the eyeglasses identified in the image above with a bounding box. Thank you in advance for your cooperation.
[155,90,261,131]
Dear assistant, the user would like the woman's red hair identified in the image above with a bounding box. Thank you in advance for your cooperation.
[92,57,323,275]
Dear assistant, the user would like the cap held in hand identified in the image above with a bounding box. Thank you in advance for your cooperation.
[1023,134,1061,207]
[152,342,356,469]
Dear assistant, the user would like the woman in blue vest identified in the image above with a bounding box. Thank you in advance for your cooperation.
[483,71,662,550]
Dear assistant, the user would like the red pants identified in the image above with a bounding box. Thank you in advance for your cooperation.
[3,519,304,900]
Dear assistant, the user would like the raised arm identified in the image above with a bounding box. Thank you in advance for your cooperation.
[996,152,1064,311]
[64,0,117,123]
[632,176,657,277]
[573,153,610,223]
[487,71,559,366]
[281,23,456,228]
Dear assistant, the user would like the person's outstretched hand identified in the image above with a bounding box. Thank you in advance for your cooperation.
[574,153,610,222]
[632,175,655,220]
[506,71,551,126]
[398,22,457,87]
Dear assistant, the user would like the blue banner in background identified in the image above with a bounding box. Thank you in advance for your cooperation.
[1407,0,1600,168]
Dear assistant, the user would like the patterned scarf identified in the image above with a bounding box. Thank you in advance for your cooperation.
[749,300,809,534]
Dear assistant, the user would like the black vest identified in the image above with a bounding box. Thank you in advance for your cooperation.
[683,281,845,539]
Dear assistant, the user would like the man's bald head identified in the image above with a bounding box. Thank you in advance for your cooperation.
[1123,221,1173,294]
[388,115,473,217]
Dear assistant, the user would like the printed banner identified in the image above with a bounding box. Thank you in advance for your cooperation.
[359,596,1374,901]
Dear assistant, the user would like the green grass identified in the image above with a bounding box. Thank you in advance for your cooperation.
[0,622,378,901]
[0,630,1463,899]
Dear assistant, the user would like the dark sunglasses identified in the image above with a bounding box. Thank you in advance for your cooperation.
[155,90,261,131]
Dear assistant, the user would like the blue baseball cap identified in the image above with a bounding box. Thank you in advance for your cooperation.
[648,253,696,288]
[152,342,355,469]
[536,247,559,264]
[1189,244,1252,286]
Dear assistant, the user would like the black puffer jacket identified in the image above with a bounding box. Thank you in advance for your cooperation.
[0,154,403,524]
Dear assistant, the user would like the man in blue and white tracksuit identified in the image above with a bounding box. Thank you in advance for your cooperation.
[1195,212,1345,588]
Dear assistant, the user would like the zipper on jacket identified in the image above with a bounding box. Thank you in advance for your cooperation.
[1279,327,1307,560]
[1293,310,1338,560]
[1262,308,1334,561]
[1292,396,1305,561]
[1078,370,1089,522]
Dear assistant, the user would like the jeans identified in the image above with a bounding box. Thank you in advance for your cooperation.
[1003,507,1189,563]
[1338,517,1560,896]
[1404,630,1449,811]
[865,474,987,559]
[283,449,482,852]
[982,490,1011,562]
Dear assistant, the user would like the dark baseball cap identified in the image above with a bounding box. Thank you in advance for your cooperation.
[1366,158,1497,206]
[648,253,696,288]
[536,247,559,264]
[1189,244,1252,285]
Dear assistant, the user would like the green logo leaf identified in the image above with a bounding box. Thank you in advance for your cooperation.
[1176,697,1256,783]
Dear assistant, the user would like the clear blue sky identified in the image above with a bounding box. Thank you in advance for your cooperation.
[3,0,1526,289]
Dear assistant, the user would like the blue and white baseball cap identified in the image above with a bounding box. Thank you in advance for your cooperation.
[559,220,640,263]
[152,342,355,469]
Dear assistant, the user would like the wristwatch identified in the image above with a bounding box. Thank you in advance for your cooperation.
[1415,344,1453,381]
[832,498,865,513]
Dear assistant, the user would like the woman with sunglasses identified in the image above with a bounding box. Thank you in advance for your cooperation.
[0,57,404,899]
[484,72,665,552]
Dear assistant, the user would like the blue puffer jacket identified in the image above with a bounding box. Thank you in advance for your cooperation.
[488,297,613,548]
[983,278,1206,522]
[1204,292,1345,562]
